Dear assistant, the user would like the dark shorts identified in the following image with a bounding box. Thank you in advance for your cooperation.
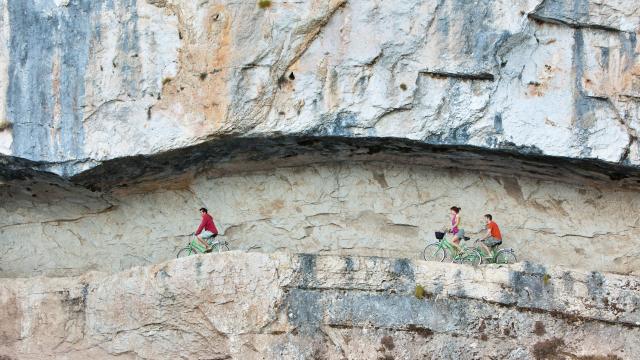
[482,236,502,248]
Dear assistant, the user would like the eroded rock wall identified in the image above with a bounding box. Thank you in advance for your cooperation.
[1,252,638,359]
[2,160,639,277]
[0,0,638,176]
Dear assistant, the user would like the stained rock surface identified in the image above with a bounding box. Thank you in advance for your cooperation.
[1,252,638,359]
[0,0,638,176]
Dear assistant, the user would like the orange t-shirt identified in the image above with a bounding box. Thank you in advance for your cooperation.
[487,221,502,240]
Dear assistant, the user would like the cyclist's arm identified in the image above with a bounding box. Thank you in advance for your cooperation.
[480,227,491,240]
[195,219,205,236]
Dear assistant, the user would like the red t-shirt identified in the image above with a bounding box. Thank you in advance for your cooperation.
[195,214,218,235]
[487,221,502,240]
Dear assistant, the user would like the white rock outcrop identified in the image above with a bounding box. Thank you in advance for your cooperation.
[0,0,637,174]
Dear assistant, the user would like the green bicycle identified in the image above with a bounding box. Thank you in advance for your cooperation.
[176,236,230,258]
[423,231,482,266]
[472,239,517,264]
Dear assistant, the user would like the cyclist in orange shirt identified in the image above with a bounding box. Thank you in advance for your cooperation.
[479,214,502,257]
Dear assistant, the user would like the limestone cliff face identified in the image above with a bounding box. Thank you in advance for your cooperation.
[1,252,639,359]
[2,3,640,358]
[0,0,638,175]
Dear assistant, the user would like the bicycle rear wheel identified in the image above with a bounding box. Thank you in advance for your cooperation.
[462,250,482,267]
[495,250,517,264]
[176,247,193,258]
[423,243,446,262]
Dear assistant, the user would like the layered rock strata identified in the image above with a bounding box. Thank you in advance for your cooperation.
[1,252,638,359]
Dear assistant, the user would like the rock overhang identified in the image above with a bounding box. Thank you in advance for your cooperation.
[3,135,640,192]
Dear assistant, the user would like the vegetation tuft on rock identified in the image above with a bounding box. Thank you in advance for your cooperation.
[258,0,272,9]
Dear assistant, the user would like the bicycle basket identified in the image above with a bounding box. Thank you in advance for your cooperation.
[435,231,445,240]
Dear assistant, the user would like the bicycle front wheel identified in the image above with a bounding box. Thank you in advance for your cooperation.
[176,247,193,258]
[495,250,517,264]
[462,250,483,267]
[423,243,446,262]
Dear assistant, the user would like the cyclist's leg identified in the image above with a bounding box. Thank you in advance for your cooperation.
[453,228,466,252]
[484,237,502,258]
[451,234,463,254]
[479,240,492,258]
[209,234,219,244]
[208,234,220,249]
[190,236,206,253]
[195,234,208,248]
[198,231,214,250]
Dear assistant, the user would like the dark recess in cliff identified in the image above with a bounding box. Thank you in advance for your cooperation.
[3,136,640,192]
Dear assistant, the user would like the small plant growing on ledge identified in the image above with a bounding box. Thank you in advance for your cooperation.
[258,0,271,9]
[414,284,425,299]
[0,118,11,131]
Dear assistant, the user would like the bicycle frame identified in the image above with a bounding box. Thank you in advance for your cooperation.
[425,232,514,266]
[177,236,229,258]
[187,239,202,253]
[436,236,473,260]
[189,237,223,254]
[473,239,515,263]
[474,241,496,259]
[438,238,457,252]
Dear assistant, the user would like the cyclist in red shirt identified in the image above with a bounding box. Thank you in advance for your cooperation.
[479,214,502,257]
[195,207,218,252]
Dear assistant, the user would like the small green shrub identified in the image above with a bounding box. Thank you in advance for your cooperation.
[258,0,272,9]
[0,119,11,131]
